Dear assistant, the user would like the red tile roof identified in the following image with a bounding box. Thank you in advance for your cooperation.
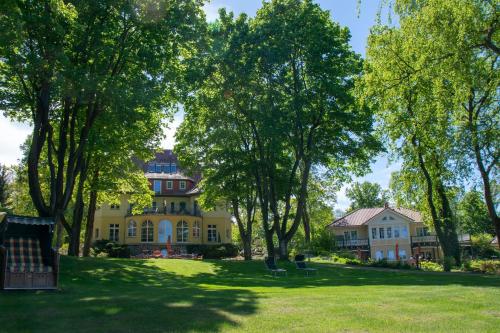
[328,206,422,228]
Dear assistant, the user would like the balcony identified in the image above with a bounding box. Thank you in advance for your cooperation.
[411,235,438,246]
[127,207,202,217]
[336,239,369,248]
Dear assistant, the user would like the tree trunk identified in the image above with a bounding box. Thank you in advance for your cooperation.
[303,205,311,245]
[67,161,89,257]
[278,239,288,261]
[83,187,98,257]
[242,236,252,261]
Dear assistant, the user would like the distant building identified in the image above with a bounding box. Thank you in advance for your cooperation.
[327,203,470,261]
[92,149,232,255]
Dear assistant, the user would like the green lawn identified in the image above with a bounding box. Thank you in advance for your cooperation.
[2,257,500,332]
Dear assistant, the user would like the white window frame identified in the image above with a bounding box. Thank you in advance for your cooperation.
[375,250,383,260]
[394,227,400,238]
[141,220,154,243]
[387,227,392,239]
[128,220,137,237]
[176,220,189,243]
[399,249,407,260]
[379,228,385,239]
[208,224,217,242]
[167,180,173,190]
[371,227,377,239]
[193,221,200,238]
[388,250,395,260]
[401,226,408,238]
[180,180,186,190]
[109,224,119,242]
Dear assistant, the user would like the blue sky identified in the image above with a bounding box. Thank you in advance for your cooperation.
[0,0,399,211]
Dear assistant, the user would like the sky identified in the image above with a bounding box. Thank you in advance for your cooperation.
[0,0,398,211]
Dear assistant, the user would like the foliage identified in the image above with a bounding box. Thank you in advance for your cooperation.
[346,181,389,211]
[186,244,239,259]
[463,260,500,275]
[91,240,130,258]
[457,190,495,236]
[0,164,10,208]
[420,261,444,272]
[470,234,500,259]
[0,0,206,255]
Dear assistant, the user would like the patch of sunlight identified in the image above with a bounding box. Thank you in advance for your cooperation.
[79,296,111,302]
[165,301,193,308]
[104,307,122,315]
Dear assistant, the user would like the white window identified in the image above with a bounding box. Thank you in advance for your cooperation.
[193,221,200,238]
[176,220,189,242]
[180,180,186,190]
[416,227,430,237]
[394,227,400,238]
[167,180,173,190]
[372,227,377,239]
[399,249,407,260]
[401,226,408,238]
[154,180,161,194]
[379,228,385,239]
[387,227,392,239]
[375,250,383,260]
[109,224,119,242]
[128,220,137,237]
[388,250,395,260]
[141,220,154,243]
[208,224,217,242]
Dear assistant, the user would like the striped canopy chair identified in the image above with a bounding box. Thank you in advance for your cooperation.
[0,214,59,290]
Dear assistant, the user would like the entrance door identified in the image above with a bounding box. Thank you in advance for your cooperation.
[158,220,173,244]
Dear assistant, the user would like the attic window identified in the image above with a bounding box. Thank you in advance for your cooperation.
[382,217,387,220]
[389,216,395,220]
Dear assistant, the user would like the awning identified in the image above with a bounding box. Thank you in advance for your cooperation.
[4,215,56,226]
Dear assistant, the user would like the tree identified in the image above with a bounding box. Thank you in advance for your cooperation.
[457,190,494,236]
[177,1,380,260]
[0,164,10,208]
[0,0,205,254]
[345,181,389,211]
[361,11,463,267]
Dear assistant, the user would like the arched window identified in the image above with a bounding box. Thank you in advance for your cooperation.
[193,221,200,238]
[128,220,137,237]
[141,220,154,243]
[176,220,188,243]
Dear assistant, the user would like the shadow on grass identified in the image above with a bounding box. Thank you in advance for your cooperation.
[200,259,500,289]
[0,257,258,333]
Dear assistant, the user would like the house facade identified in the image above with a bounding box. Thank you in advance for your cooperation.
[328,204,469,261]
[92,150,232,255]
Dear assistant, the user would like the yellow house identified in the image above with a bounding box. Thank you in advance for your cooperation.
[327,204,445,261]
[92,149,232,255]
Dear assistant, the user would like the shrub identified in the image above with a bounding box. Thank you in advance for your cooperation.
[463,260,500,274]
[420,261,443,272]
[471,234,499,259]
[186,244,239,259]
[91,240,130,258]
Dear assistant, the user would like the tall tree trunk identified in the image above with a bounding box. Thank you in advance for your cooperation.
[83,186,98,257]
[67,161,89,256]
[303,204,311,245]
[232,198,253,261]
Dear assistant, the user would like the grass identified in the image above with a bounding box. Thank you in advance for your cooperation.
[2,257,500,332]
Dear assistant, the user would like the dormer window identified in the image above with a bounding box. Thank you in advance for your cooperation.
[167,180,173,190]
[155,164,162,173]
[180,181,186,190]
[171,163,177,173]
[148,163,155,173]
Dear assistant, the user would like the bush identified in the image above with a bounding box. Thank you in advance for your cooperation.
[420,261,443,272]
[366,259,412,270]
[186,244,239,259]
[91,240,130,258]
[462,260,500,274]
[471,234,499,259]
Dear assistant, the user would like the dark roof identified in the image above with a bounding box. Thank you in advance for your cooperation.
[328,206,422,228]
[140,149,202,184]
[4,215,55,226]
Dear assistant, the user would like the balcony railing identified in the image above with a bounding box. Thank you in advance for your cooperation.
[411,235,438,244]
[127,207,202,217]
[336,239,369,248]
